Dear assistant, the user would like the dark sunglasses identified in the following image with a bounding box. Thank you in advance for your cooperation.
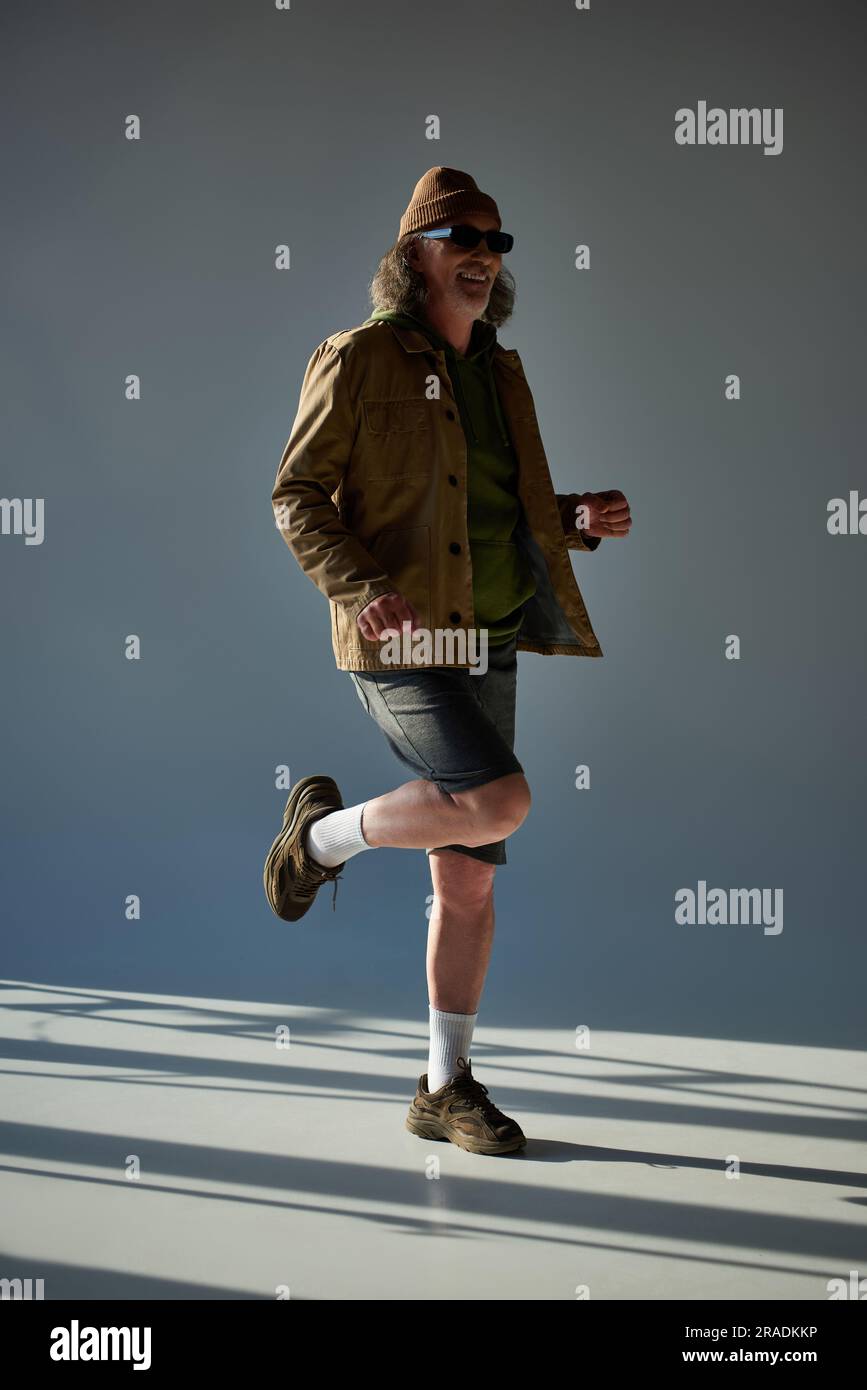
[418,225,514,254]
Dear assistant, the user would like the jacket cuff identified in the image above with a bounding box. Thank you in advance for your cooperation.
[576,530,602,551]
[558,492,603,551]
[344,583,398,622]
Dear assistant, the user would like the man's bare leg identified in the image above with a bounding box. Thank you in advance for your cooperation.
[363,776,528,1090]
[303,770,527,1091]
[424,848,497,1090]
[427,849,496,1012]
[360,771,529,854]
[300,772,529,1092]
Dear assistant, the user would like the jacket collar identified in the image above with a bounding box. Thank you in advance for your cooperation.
[381,319,522,372]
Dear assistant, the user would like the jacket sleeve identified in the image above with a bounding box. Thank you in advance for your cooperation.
[556,492,602,551]
[272,340,398,621]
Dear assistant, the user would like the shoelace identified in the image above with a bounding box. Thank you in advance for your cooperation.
[295,857,343,911]
[447,1060,505,1123]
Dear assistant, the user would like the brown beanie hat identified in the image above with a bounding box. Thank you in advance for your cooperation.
[398,166,501,239]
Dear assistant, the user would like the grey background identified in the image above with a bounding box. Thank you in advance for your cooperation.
[2,0,864,1046]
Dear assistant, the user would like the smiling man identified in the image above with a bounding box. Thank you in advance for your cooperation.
[266,167,632,1156]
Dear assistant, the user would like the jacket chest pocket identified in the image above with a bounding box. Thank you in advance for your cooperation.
[362,397,432,479]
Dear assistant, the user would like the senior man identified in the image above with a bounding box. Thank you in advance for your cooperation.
[265,167,632,1155]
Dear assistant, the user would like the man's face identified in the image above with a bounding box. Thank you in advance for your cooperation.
[408,214,502,318]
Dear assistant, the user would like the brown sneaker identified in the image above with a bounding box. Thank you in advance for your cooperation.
[263,774,346,922]
[405,1056,527,1155]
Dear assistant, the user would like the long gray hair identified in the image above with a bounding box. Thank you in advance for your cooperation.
[368,232,516,328]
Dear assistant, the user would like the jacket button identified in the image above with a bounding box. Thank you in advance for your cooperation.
[445,409,456,421]
[449,611,461,624]
[449,542,461,554]
[448,474,458,486]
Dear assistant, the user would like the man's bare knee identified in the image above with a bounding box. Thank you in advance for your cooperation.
[453,773,531,846]
[429,848,496,904]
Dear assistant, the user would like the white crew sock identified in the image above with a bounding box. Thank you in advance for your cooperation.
[427,1006,478,1093]
[304,801,370,869]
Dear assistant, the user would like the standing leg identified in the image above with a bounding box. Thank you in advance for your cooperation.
[410,833,527,1152]
[425,847,497,1091]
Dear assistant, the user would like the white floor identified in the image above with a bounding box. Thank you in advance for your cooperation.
[0,980,864,1300]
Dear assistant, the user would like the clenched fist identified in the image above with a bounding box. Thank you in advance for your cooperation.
[574,489,632,539]
[357,590,423,642]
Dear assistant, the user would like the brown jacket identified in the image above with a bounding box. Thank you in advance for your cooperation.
[271,318,604,671]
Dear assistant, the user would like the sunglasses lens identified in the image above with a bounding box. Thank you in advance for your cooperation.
[450,226,482,248]
[446,226,514,253]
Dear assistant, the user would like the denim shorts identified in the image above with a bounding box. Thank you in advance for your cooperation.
[347,636,523,865]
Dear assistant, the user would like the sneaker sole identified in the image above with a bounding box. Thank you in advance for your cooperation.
[405,1112,526,1156]
[263,774,343,922]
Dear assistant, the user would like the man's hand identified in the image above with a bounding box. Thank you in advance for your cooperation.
[356,590,423,642]
[574,489,632,539]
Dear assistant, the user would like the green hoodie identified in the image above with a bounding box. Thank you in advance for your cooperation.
[366,307,537,646]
